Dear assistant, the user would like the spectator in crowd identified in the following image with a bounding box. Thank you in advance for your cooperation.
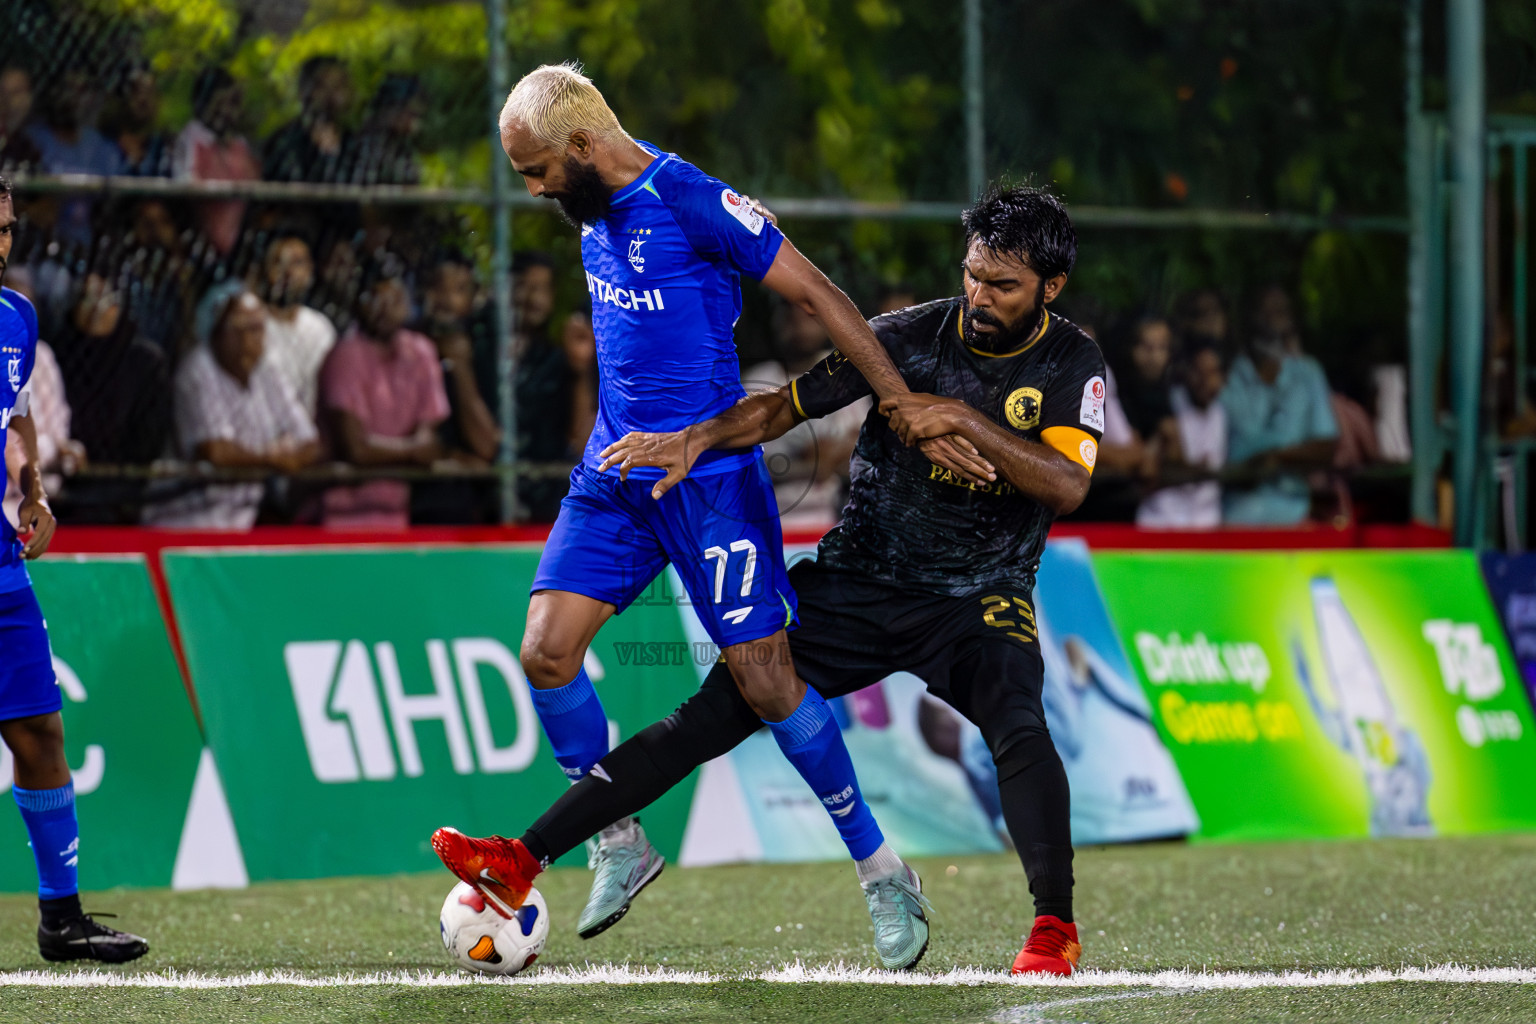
[1221,301,1339,525]
[106,63,173,177]
[174,67,260,256]
[145,283,320,528]
[343,73,424,186]
[120,198,200,358]
[1114,312,1176,441]
[417,250,498,464]
[744,300,866,525]
[319,254,449,528]
[260,230,336,418]
[26,68,124,247]
[411,251,493,523]
[561,307,597,460]
[1174,287,1229,351]
[264,56,352,183]
[1137,340,1228,528]
[508,250,576,520]
[0,61,41,171]
[311,232,361,330]
[47,267,170,522]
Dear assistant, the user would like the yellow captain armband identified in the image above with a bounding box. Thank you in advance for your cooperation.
[1040,426,1098,473]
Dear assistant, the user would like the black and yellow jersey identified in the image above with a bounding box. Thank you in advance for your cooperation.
[789,297,1106,596]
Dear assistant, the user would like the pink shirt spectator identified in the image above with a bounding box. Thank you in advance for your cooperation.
[320,326,449,528]
[173,119,261,256]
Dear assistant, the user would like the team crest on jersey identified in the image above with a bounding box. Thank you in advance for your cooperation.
[6,355,19,392]
[1005,387,1043,430]
[628,238,646,273]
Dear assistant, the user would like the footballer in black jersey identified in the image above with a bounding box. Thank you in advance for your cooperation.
[500,186,1101,976]
[793,297,1104,596]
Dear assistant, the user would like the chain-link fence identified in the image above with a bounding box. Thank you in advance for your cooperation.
[0,0,1460,531]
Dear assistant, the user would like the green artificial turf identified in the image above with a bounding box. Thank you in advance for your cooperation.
[0,834,1532,1023]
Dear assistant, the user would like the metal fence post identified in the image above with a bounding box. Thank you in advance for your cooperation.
[1446,0,1485,547]
[487,0,519,523]
[1405,0,1438,525]
[963,0,984,200]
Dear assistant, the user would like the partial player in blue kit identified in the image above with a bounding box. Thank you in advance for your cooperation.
[432,63,946,969]
[0,176,148,963]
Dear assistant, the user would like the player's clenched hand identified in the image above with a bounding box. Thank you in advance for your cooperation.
[16,492,55,560]
[879,393,974,445]
[919,434,996,485]
[598,429,703,499]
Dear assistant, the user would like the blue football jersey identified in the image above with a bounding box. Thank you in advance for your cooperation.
[0,286,38,594]
[580,142,785,478]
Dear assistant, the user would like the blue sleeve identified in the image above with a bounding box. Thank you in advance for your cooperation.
[659,164,785,281]
[3,289,39,386]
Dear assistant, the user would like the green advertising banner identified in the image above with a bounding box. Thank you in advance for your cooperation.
[0,557,204,892]
[1093,550,1536,842]
[163,547,704,882]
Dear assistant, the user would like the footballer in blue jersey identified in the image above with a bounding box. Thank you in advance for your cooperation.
[432,64,936,969]
[0,177,148,962]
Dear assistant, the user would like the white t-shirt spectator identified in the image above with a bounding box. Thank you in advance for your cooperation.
[263,306,336,419]
[146,345,316,528]
[1136,386,1227,528]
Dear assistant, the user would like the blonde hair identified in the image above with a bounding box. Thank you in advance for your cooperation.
[499,62,626,150]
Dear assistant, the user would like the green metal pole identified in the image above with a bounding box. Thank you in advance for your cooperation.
[1447,0,1485,547]
[1406,0,1437,524]
[488,0,519,523]
[963,0,984,200]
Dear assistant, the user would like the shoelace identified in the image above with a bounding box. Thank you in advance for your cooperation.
[865,876,930,928]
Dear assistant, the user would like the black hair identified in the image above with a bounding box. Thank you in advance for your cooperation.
[0,173,10,198]
[1182,334,1224,366]
[299,56,344,93]
[371,72,421,111]
[192,66,235,118]
[427,247,475,281]
[961,183,1077,280]
[511,250,553,275]
[356,249,406,298]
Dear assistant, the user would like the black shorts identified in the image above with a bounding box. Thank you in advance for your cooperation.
[770,559,1050,751]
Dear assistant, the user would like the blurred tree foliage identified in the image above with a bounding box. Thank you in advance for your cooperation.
[11,0,1534,377]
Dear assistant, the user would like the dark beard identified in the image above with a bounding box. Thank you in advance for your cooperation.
[551,157,613,227]
[962,284,1045,353]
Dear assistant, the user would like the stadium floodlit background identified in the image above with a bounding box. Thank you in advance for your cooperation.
[2,1,1536,1022]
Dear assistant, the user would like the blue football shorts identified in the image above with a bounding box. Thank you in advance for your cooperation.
[0,585,62,722]
[533,458,799,648]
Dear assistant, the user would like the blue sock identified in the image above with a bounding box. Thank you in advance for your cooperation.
[765,689,885,860]
[14,783,79,900]
[528,667,609,782]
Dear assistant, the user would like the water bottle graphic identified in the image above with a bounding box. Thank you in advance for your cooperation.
[1296,577,1433,836]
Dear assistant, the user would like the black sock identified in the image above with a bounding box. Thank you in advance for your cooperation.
[522,665,762,862]
[994,731,1075,924]
[518,830,553,868]
[39,893,82,928]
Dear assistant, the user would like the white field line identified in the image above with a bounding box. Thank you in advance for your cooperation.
[0,963,1531,990]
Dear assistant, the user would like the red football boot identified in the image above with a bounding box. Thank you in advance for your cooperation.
[1011,915,1082,976]
[431,827,543,920]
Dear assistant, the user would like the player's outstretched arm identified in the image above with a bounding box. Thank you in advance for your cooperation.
[8,410,56,559]
[760,240,910,403]
[598,388,800,499]
[881,394,1090,514]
